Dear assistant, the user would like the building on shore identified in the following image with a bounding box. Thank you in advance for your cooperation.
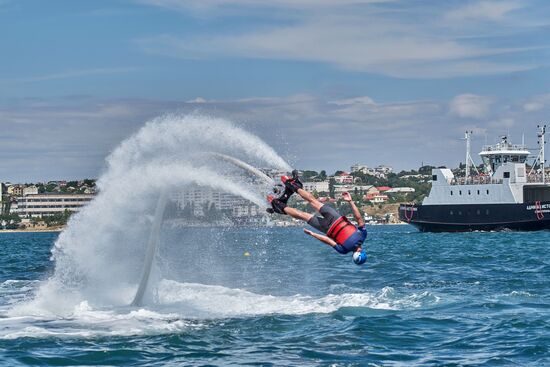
[11,193,94,217]
[23,185,38,196]
[171,188,260,218]
[8,185,24,196]
[302,181,329,193]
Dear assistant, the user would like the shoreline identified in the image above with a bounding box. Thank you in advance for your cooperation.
[0,228,64,233]
[0,222,409,233]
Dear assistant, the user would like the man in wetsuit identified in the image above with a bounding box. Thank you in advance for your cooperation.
[269,175,367,265]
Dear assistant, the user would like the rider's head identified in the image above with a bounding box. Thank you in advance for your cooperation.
[352,247,367,265]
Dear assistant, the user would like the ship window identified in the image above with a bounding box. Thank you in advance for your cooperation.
[450,210,453,215]
[486,190,489,195]
[432,175,437,181]
[476,209,481,215]
[477,190,480,195]
[458,211,462,215]
[459,190,462,195]
[468,190,471,195]
[486,209,490,215]
[450,191,453,196]
[503,172,510,179]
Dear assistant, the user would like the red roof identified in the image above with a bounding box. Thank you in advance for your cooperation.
[377,186,391,192]
[339,172,350,176]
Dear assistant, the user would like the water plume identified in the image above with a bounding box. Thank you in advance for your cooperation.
[26,114,291,314]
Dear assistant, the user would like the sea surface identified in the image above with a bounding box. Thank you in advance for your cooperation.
[0,226,548,366]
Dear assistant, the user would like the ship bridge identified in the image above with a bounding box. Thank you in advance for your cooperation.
[479,136,530,176]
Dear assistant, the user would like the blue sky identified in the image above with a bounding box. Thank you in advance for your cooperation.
[1,0,550,181]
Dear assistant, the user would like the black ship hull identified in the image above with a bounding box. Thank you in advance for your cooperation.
[399,202,550,232]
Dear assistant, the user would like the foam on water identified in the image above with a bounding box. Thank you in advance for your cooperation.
[0,278,440,339]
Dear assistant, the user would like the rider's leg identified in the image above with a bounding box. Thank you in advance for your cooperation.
[295,188,323,212]
[283,206,314,222]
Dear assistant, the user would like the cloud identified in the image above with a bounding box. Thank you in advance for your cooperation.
[137,0,392,13]
[445,0,523,21]
[135,1,546,78]
[3,91,550,181]
[329,96,376,106]
[450,94,493,119]
[523,93,550,111]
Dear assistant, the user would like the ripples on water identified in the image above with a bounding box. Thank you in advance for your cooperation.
[0,226,548,366]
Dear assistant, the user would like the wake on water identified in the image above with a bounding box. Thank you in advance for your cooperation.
[2,114,438,338]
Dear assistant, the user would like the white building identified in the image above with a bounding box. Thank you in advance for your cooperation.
[333,184,374,198]
[371,194,389,203]
[23,185,39,196]
[11,194,94,217]
[386,187,415,194]
[350,164,369,174]
[171,188,259,217]
[375,165,393,175]
[303,181,329,193]
[334,174,354,184]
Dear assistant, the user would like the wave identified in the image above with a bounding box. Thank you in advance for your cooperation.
[1,279,440,339]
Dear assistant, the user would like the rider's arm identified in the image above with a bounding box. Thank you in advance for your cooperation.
[342,192,365,227]
[304,229,337,247]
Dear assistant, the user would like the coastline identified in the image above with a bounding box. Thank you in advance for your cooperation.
[0,227,64,233]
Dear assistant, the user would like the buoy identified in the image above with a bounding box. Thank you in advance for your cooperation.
[244,251,250,257]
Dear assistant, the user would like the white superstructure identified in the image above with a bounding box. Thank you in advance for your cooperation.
[423,128,548,206]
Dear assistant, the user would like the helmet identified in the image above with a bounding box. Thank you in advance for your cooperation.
[352,250,367,265]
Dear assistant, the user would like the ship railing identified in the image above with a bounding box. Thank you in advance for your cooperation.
[450,174,548,185]
[526,174,549,183]
[481,143,527,152]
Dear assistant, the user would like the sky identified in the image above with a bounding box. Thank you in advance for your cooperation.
[1,0,550,181]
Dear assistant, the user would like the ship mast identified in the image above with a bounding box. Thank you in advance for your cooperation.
[531,125,547,183]
[540,125,546,184]
[464,131,479,180]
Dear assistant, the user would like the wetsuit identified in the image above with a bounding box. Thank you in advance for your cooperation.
[307,204,367,254]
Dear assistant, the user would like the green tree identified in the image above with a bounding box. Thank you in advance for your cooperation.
[301,170,318,181]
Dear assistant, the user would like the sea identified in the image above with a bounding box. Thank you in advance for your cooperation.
[0,225,548,366]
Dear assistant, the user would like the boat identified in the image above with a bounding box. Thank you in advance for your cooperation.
[399,126,550,232]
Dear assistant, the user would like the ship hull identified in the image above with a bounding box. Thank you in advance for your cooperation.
[399,202,550,232]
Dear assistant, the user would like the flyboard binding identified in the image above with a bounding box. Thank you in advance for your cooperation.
[266,170,302,214]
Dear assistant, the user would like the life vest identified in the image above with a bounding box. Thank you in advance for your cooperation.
[326,216,357,245]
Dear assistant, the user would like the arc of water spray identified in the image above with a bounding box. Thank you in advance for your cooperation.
[130,153,279,306]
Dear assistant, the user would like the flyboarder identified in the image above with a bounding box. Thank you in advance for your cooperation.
[267,171,368,265]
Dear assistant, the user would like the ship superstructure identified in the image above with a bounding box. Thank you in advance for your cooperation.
[400,126,550,231]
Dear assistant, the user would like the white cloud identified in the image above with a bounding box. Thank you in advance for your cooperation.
[523,93,550,112]
[450,94,493,119]
[445,1,522,21]
[3,92,549,180]
[135,1,543,79]
[186,97,207,104]
[328,96,376,106]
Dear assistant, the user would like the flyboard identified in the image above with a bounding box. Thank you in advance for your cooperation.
[130,153,278,307]
[266,170,300,214]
